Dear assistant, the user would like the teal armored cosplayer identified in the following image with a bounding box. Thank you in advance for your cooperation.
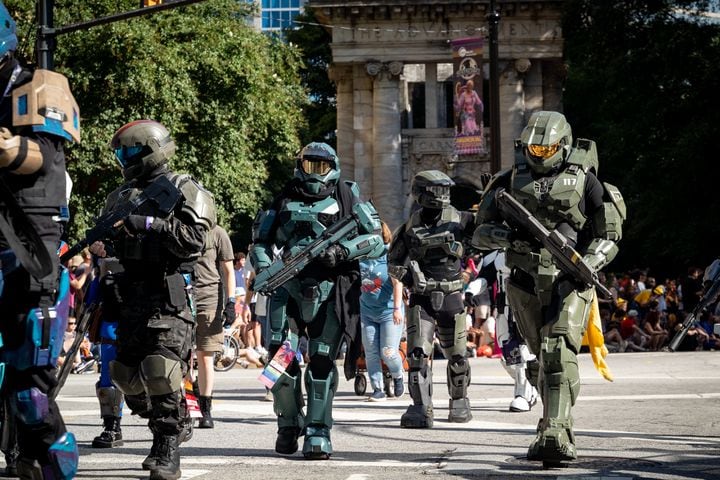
[250,143,384,459]
[472,111,625,465]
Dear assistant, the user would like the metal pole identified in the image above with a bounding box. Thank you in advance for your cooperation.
[37,0,55,70]
[487,0,501,173]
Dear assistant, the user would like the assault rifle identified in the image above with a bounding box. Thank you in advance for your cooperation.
[496,189,613,299]
[668,266,720,351]
[251,203,377,295]
[60,175,181,263]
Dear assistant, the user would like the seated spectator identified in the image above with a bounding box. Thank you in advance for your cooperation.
[602,308,626,353]
[698,313,720,350]
[667,312,701,351]
[642,310,669,351]
[620,309,649,351]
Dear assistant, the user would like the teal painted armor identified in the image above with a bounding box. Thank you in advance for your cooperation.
[251,143,383,460]
[472,112,625,466]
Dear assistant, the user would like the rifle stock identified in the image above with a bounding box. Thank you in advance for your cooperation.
[496,190,613,299]
[60,176,181,263]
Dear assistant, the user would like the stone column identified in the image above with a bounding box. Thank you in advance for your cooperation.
[370,61,404,229]
[353,63,374,198]
[424,63,438,129]
[330,65,355,180]
[499,60,525,170]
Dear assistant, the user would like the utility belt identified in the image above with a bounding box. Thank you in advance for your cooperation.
[406,260,464,312]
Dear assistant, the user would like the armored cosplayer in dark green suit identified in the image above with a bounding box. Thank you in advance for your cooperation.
[388,170,476,428]
[472,111,625,466]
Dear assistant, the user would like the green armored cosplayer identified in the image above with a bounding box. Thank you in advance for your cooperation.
[250,142,384,460]
[472,111,625,466]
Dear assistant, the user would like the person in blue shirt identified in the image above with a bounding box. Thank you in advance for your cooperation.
[360,222,405,401]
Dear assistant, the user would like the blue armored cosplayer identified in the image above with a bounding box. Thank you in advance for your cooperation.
[0,2,80,478]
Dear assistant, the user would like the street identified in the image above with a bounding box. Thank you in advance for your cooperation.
[36,351,720,480]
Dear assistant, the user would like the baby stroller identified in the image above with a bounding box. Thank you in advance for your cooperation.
[353,340,409,397]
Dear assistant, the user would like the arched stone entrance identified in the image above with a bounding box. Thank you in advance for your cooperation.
[310,1,565,228]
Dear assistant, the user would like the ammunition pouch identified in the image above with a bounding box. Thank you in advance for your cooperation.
[165,273,187,312]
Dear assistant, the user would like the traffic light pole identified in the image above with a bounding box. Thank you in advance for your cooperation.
[36,0,208,70]
[487,0,501,173]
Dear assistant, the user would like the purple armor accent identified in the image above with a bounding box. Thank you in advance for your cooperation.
[14,387,49,425]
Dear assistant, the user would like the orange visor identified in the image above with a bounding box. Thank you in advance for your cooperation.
[527,142,561,159]
[301,159,333,176]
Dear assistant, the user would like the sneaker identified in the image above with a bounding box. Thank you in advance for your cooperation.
[368,390,386,402]
[255,346,269,356]
[393,377,404,397]
[262,389,273,402]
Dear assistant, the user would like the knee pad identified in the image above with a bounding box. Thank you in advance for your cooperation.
[139,355,183,396]
[109,360,145,396]
[96,383,124,417]
[12,388,48,425]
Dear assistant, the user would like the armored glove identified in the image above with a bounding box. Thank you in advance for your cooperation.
[318,245,347,267]
[223,299,236,325]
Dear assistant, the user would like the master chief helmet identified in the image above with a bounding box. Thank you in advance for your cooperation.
[0,2,18,62]
[294,142,341,195]
[110,120,176,181]
[412,170,454,209]
[520,110,572,174]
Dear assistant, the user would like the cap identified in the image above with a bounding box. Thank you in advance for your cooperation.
[628,309,639,317]
[653,286,665,295]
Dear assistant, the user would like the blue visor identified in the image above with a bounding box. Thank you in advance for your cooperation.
[114,145,144,167]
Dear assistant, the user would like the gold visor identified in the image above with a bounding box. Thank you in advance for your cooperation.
[527,142,561,159]
[301,159,332,176]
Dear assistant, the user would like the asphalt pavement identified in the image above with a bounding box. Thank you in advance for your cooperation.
[18,350,720,480]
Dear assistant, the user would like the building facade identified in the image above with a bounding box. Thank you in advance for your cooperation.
[308,0,565,229]
[245,0,308,32]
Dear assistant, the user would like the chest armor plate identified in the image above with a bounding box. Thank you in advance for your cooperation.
[406,207,464,262]
[511,165,587,231]
[276,196,340,255]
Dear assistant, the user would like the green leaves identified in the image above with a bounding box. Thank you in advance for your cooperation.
[563,1,720,276]
[7,0,304,245]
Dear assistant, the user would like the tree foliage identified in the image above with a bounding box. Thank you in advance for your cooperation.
[563,1,720,277]
[6,0,306,247]
[283,8,335,147]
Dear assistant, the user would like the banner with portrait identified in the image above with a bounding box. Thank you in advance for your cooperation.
[451,37,485,156]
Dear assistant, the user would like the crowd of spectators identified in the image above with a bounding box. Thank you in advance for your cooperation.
[598,267,720,353]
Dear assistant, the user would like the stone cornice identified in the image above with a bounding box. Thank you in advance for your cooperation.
[309,1,564,21]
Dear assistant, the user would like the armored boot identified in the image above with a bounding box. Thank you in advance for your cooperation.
[527,337,579,466]
[197,396,214,429]
[301,366,338,460]
[142,431,161,471]
[3,448,18,477]
[447,355,472,423]
[272,371,305,455]
[92,416,124,448]
[149,434,181,480]
[401,361,434,428]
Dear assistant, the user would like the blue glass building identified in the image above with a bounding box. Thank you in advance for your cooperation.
[244,0,306,33]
